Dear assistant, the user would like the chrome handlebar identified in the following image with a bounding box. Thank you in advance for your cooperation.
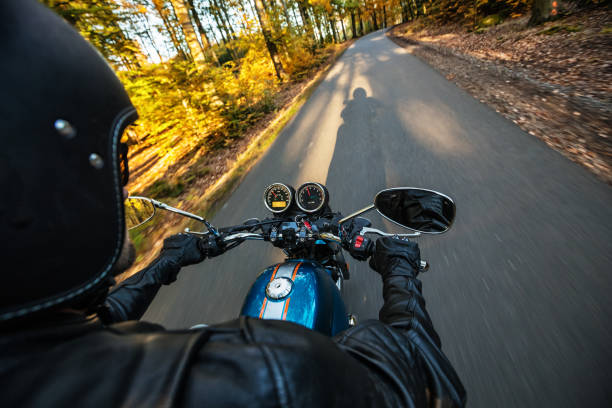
[188,227,420,243]
[223,232,266,242]
[189,227,428,271]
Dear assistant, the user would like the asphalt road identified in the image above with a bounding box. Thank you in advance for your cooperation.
[143,31,612,407]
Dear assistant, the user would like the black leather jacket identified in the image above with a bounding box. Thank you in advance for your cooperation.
[0,244,465,407]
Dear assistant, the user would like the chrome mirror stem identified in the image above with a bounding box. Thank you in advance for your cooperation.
[149,198,219,236]
[339,204,375,224]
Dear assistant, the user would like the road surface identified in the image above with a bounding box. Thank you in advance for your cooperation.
[144,31,612,407]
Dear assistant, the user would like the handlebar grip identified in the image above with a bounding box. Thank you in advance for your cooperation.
[366,239,376,258]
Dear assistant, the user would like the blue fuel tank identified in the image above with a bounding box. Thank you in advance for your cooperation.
[240,260,349,336]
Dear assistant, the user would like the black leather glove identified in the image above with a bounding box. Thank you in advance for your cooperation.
[161,233,207,266]
[152,233,207,284]
[341,217,374,261]
[369,237,420,278]
[99,233,207,323]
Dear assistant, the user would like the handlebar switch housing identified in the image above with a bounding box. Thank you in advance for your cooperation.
[346,234,374,261]
[269,227,278,243]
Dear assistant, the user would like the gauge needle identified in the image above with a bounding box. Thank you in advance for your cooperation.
[307,187,310,197]
[271,190,277,198]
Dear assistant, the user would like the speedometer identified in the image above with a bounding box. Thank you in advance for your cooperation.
[296,182,328,213]
[264,183,293,213]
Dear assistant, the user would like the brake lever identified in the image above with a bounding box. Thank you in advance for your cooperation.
[358,227,428,271]
[359,227,421,238]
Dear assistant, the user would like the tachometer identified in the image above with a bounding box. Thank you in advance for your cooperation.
[264,183,293,213]
[296,182,328,213]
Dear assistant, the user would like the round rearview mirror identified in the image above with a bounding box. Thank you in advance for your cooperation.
[125,197,156,230]
[374,188,456,234]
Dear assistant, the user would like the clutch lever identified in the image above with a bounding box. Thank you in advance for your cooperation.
[184,228,208,236]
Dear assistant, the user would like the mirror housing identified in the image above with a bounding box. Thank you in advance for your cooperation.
[374,188,456,234]
[125,197,156,230]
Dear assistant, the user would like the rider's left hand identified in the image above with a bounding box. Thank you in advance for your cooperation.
[160,233,207,267]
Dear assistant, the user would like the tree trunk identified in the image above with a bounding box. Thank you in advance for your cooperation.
[290,3,301,32]
[186,0,220,65]
[405,0,414,20]
[312,8,325,43]
[209,1,229,43]
[350,11,357,37]
[280,0,293,30]
[358,8,364,35]
[382,5,387,28]
[212,0,235,41]
[169,0,206,67]
[404,0,414,20]
[528,0,552,26]
[251,0,286,80]
[203,11,221,44]
[328,13,338,43]
[218,0,237,40]
[297,1,316,43]
[135,11,164,62]
[340,17,347,41]
[152,0,188,60]
[372,8,379,30]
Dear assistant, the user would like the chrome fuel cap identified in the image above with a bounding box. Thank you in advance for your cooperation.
[266,277,293,300]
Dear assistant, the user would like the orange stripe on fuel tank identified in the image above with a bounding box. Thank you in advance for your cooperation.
[282,298,291,320]
[291,262,302,281]
[259,264,281,319]
[270,264,281,281]
[259,298,267,319]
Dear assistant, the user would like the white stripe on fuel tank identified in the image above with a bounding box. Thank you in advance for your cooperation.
[262,262,295,319]
[274,262,295,279]
[263,299,286,319]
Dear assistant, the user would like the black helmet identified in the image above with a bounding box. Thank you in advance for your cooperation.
[0,1,138,321]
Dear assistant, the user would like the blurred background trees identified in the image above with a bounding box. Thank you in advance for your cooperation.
[40,0,607,194]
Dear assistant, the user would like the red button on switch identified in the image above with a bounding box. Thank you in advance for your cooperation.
[354,236,364,248]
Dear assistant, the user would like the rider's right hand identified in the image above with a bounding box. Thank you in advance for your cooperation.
[340,217,374,261]
[369,237,421,278]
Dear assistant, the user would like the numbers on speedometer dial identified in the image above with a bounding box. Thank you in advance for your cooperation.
[296,182,328,213]
[264,183,293,213]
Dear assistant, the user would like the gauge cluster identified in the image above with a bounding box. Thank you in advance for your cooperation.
[263,183,293,213]
[263,182,329,214]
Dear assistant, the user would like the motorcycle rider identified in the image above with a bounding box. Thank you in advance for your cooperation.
[0,1,466,406]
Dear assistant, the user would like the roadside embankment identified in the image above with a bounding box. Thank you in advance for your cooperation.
[388,6,611,184]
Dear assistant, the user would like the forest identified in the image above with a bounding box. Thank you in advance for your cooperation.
[42,0,608,271]
[42,0,605,197]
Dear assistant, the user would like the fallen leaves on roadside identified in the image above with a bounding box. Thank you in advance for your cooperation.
[388,6,612,184]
